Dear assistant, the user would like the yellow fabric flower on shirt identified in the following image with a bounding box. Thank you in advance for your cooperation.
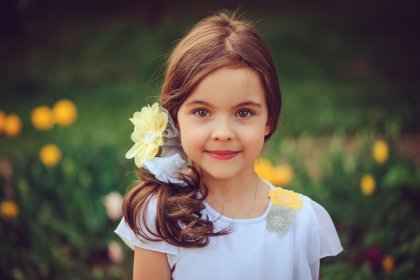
[125,103,168,168]
[269,187,303,211]
[267,187,303,237]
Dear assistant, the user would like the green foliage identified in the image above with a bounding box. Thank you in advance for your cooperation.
[0,143,134,279]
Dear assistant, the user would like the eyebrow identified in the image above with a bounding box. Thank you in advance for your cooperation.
[185,100,262,108]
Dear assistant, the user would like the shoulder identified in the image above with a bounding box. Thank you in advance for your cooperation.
[296,194,335,230]
[266,182,343,257]
[115,194,180,257]
[123,192,160,231]
[297,194,319,220]
[294,193,331,233]
[294,193,343,259]
[114,194,159,248]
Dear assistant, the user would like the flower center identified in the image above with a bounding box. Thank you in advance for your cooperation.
[144,131,157,144]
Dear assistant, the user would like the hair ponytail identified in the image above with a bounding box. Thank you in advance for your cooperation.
[123,167,231,247]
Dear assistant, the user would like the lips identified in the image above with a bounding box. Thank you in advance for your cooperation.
[206,150,239,160]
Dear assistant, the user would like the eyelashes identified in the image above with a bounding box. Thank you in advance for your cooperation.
[191,108,255,119]
[193,108,209,117]
[236,109,254,118]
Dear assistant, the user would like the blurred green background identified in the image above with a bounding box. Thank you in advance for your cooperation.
[1,0,419,279]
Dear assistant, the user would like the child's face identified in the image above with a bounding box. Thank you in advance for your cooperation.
[177,67,270,182]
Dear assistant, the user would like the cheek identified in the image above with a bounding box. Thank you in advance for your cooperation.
[240,126,266,152]
[245,133,265,151]
[179,125,205,156]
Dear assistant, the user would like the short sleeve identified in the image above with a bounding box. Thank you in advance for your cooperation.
[309,199,343,259]
[293,195,342,280]
[306,197,343,279]
[114,196,180,257]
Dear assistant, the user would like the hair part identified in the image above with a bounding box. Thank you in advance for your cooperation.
[123,10,281,248]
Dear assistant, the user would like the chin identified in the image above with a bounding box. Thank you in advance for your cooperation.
[202,168,241,181]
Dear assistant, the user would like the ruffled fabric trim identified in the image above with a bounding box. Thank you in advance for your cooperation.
[143,153,187,185]
[299,196,343,280]
[114,196,180,268]
[310,199,343,259]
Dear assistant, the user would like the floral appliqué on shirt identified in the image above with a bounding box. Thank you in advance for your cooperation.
[266,187,303,237]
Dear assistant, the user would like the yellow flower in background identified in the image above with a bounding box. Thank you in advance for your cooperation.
[0,111,5,133]
[373,139,389,164]
[360,174,376,196]
[125,103,168,167]
[383,255,394,273]
[53,99,77,127]
[255,158,276,182]
[269,187,303,210]
[4,114,22,138]
[31,106,54,130]
[0,200,19,218]
[39,144,62,167]
[255,158,294,186]
[272,164,294,186]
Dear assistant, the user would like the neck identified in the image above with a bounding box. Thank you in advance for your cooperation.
[201,170,259,203]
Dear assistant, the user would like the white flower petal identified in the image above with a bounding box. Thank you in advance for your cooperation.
[144,144,159,160]
[134,155,144,167]
[125,142,142,159]
[130,117,149,130]
[126,103,179,172]
[156,112,168,131]
[151,103,159,111]
[131,131,144,142]
[137,142,149,156]
[266,205,297,237]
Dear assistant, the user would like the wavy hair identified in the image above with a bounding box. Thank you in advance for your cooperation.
[122,10,282,248]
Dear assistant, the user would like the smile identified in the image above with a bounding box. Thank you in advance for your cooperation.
[206,150,239,160]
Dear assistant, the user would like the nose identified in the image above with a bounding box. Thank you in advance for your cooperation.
[211,116,234,141]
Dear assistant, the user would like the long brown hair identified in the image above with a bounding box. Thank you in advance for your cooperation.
[122,10,282,248]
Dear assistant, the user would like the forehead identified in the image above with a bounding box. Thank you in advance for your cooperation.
[185,67,266,105]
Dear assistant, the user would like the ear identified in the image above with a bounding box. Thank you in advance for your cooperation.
[264,124,271,136]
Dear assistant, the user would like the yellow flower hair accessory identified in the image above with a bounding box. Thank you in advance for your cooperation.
[266,187,303,237]
[125,103,168,167]
[125,103,187,185]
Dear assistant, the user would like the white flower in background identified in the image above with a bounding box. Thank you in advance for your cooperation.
[108,240,124,263]
[102,192,123,221]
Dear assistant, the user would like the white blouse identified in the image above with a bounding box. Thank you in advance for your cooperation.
[115,183,343,280]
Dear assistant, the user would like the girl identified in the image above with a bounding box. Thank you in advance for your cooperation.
[115,11,342,280]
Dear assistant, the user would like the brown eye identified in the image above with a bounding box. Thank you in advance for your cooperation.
[193,109,209,117]
[237,109,253,118]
